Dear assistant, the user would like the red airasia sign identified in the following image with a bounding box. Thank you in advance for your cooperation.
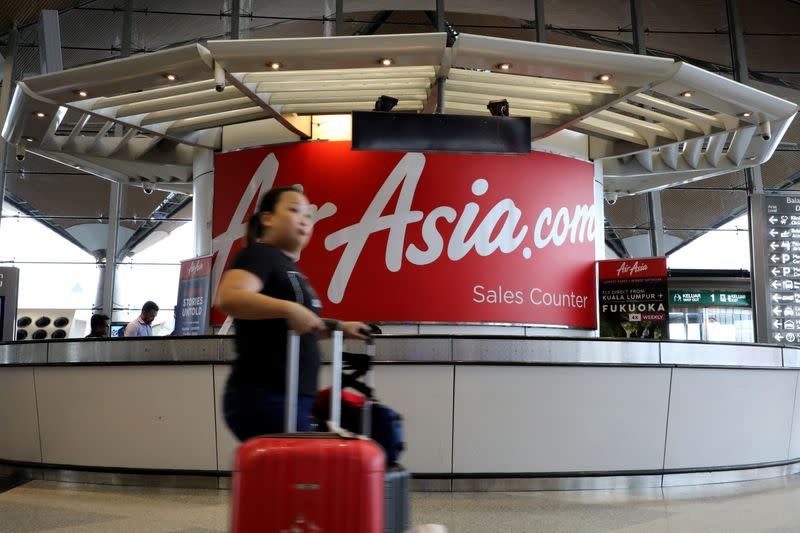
[212,141,597,328]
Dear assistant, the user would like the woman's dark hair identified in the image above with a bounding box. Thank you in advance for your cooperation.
[246,186,302,246]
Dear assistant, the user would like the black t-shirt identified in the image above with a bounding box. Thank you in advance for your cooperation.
[228,243,322,395]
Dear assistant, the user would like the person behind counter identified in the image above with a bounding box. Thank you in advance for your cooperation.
[124,301,159,337]
[215,186,368,440]
[85,313,110,338]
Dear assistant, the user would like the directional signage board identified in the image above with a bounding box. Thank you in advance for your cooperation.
[765,195,800,344]
[669,290,750,307]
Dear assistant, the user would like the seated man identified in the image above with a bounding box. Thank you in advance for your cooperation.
[85,313,110,338]
[124,301,159,337]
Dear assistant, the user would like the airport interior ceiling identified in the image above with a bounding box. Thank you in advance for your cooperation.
[0,0,799,260]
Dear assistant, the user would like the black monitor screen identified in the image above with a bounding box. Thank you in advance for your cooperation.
[352,111,532,154]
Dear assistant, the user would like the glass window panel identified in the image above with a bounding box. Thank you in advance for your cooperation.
[0,205,101,264]
[114,263,180,332]
[686,311,702,341]
[604,227,651,259]
[667,215,751,270]
[15,263,102,310]
[129,220,195,264]
[118,190,191,261]
[5,164,112,219]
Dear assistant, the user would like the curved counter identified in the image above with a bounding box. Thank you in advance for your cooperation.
[1,335,800,491]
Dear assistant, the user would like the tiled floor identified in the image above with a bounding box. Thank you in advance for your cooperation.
[3,475,800,532]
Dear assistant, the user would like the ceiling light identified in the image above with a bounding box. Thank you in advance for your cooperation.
[269,62,281,70]
[77,90,89,98]
[380,58,393,67]
[23,136,35,142]
[165,73,177,81]
[596,74,612,82]
[741,112,752,118]
[498,63,511,71]
[34,111,46,118]
[680,91,693,98]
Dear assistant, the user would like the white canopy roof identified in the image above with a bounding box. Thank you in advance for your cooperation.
[3,32,796,196]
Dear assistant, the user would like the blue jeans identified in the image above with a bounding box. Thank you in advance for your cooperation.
[223,380,315,441]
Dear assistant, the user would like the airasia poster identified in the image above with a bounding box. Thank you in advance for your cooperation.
[174,255,213,336]
[212,141,597,328]
[598,258,669,339]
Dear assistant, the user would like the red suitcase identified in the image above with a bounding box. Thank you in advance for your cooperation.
[230,326,386,533]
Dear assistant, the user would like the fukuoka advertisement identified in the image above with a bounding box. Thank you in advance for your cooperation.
[212,141,598,328]
[598,258,669,339]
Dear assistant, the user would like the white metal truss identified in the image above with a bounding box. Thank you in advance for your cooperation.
[1,32,796,197]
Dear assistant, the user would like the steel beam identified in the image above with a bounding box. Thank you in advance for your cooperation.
[38,10,63,74]
[534,0,546,43]
[230,0,240,39]
[629,0,645,55]
[726,0,748,83]
[121,0,133,57]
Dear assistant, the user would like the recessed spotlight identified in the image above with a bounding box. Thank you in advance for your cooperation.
[498,63,512,71]
[596,74,612,82]
[165,73,177,81]
[741,112,752,118]
[77,90,89,98]
[269,62,281,70]
[680,91,693,98]
[746,156,757,161]
[34,111,46,118]
[23,136,35,142]
[380,58,394,67]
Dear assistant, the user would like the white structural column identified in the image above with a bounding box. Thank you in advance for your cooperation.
[102,182,122,319]
[193,148,214,257]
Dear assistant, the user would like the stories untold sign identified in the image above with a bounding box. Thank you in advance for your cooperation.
[211,141,598,328]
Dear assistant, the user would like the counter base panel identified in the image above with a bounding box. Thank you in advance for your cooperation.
[3,460,800,492]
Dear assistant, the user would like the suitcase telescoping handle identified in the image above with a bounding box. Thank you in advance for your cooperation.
[358,325,380,436]
[285,319,343,433]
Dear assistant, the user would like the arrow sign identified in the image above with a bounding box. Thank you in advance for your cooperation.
[773,267,782,276]
[774,307,784,316]
[771,242,779,250]
[774,320,782,329]
[771,254,782,263]
[773,294,781,302]
[770,229,779,237]
[772,280,782,289]
[770,216,778,224]
[774,332,784,342]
